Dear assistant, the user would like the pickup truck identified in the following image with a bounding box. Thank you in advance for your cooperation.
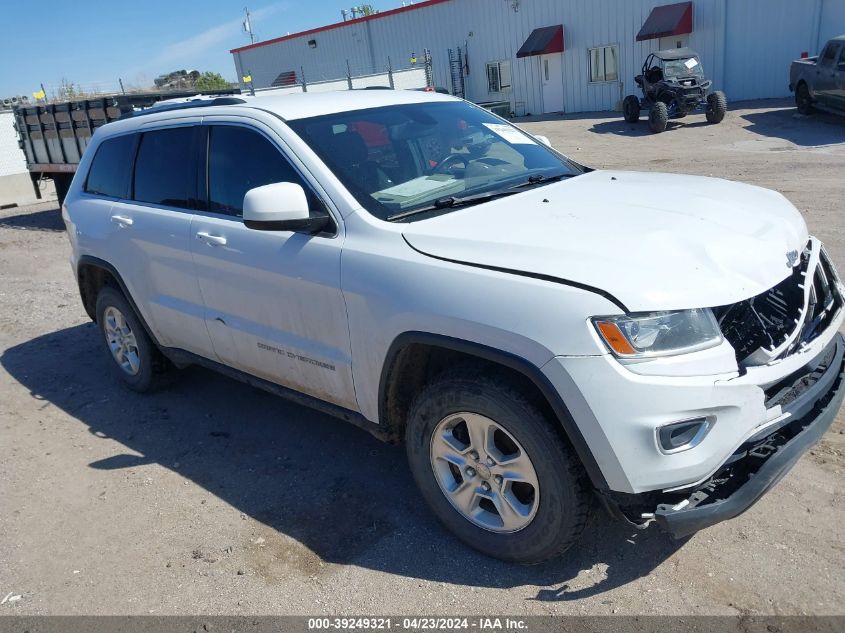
[790,35,845,115]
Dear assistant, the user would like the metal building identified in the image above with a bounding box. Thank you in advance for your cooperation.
[230,0,845,115]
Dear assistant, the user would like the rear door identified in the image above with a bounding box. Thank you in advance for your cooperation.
[189,119,356,410]
[103,120,214,357]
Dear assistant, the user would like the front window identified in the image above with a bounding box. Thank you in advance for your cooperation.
[206,125,321,217]
[287,101,582,221]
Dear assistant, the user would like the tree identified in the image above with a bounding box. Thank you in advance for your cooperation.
[355,4,378,16]
[57,78,85,101]
[195,72,231,92]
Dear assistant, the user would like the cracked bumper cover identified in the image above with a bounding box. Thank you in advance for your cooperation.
[654,334,845,539]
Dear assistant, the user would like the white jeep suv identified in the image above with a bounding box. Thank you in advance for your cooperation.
[63,90,845,564]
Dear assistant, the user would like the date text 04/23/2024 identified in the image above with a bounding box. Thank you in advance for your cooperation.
[307,618,528,631]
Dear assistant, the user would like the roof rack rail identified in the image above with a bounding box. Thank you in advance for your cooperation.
[120,96,248,119]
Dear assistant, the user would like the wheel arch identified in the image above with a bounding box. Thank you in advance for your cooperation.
[378,331,609,490]
[76,255,160,346]
[796,79,813,98]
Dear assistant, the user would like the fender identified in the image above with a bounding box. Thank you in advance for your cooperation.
[76,255,162,347]
[378,331,610,490]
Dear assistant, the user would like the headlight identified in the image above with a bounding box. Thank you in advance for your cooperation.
[592,309,722,358]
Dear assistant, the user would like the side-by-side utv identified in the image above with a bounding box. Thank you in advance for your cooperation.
[623,48,727,133]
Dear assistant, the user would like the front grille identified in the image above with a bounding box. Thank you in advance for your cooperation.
[714,240,843,366]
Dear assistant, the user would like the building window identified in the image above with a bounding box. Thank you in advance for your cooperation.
[589,45,619,82]
[486,60,512,92]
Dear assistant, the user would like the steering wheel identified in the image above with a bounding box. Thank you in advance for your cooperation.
[432,153,468,175]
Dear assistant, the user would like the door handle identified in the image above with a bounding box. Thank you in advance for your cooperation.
[110,214,133,227]
[196,231,227,246]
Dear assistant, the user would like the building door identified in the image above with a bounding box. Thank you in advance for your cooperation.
[540,53,564,113]
[659,34,689,50]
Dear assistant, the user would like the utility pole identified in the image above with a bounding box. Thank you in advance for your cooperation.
[243,7,256,44]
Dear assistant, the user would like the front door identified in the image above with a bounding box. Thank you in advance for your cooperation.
[540,53,564,113]
[189,121,357,410]
[834,48,845,108]
[815,42,841,107]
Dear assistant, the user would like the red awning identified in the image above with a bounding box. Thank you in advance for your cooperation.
[516,25,564,58]
[636,2,693,42]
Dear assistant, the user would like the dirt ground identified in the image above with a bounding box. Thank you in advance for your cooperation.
[1,99,844,616]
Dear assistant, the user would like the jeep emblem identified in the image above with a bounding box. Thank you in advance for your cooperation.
[786,250,799,268]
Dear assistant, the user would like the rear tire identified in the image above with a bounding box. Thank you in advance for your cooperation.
[648,102,669,133]
[795,83,813,115]
[705,91,727,124]
[623,95,641,123]
[95,286,173,392]
[405,370,590,564]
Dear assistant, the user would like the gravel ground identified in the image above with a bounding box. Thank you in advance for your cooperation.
[0,99,843,616]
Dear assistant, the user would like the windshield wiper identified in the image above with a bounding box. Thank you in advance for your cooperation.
[386,189,520,221]
[511,172,574,189]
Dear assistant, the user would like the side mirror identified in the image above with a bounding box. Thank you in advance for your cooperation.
[534,134,552,147]
[242,182,328,233]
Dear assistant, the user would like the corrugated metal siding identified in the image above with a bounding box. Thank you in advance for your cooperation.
[819,0,845,49]
[232,0,844,113]
[724,0,818,100]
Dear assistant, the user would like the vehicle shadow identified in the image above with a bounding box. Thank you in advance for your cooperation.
[588,117,713,136]
[739,107,845,147]
[1,324,685,599]
[0,207,64,232]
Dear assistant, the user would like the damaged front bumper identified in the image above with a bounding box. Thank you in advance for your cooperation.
[652,333,845,538]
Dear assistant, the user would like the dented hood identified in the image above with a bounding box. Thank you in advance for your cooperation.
[401,170,808,312]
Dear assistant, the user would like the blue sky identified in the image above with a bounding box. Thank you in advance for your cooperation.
[0,1,406,98]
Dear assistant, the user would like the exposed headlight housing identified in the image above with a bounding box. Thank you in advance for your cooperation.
[592,308,722,358]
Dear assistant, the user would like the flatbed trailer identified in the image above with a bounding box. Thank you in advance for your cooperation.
[12,89,240,204]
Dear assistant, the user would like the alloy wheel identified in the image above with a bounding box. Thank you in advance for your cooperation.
[429,412,539,533]
[103,306,141,375]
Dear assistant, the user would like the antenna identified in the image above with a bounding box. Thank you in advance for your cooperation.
[243,7,255,44]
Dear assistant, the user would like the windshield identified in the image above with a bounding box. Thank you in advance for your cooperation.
[287,101,583,221]
[662,56,703,79]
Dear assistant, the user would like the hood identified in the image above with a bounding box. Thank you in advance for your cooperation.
[401,170,808,312]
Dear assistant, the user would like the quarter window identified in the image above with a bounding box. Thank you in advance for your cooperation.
[85,134,136,198]
[207,125,318,217]
[133,127,196,209]
[589,45,619,82]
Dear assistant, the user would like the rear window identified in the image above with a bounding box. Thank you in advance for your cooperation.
[133,127,195,209]
[84,134,136,198]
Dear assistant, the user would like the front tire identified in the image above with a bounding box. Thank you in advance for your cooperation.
[623,95,641,123]
[405,370,590,564]
[705,91,727,124]
[648,102,669,133]
[95,286,172,392]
